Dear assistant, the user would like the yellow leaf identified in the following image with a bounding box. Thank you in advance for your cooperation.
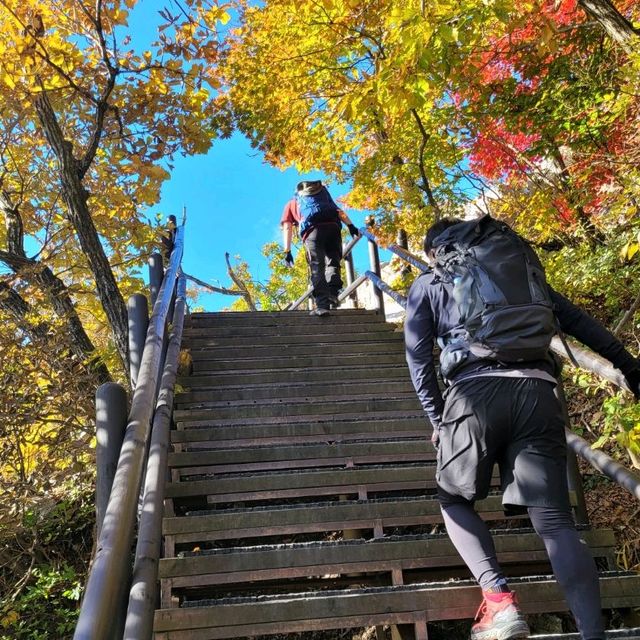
[3,73,16,89]
[620,241,639,263]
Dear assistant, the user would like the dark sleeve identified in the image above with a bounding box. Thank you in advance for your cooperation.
[404,277,444,426]
[550,287,639,375]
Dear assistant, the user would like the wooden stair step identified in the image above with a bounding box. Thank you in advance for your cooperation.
[188,339,404,361]
[188,309,381,326]
[168,440,435,475]
[183,321,396,338]
[166,463,446,502]
[173,395,422,421]
[177,363,410,387]
[175,379,415,404]
[163,494,523,544]
[175,409,427,431]
[171,414,429,447]
[153,573,640,638]
[191,352,407,372]
[159,529,616,587]
[184,330,400,348]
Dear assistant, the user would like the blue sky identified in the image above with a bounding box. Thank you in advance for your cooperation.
[146,137,354,311]
[127,1,363,311]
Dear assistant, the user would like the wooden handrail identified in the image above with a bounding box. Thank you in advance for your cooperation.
[74,226,185,640]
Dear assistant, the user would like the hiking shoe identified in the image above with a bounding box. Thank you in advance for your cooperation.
[309,308,330,317]
[470,591,529,640]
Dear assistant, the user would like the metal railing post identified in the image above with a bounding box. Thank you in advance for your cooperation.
[148,252,164,308]
[343,242,357,308]
[95,383,127,538]
[367,235,385,316]
[128,293,149,390]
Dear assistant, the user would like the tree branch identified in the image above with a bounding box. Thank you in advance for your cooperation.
[225,253,257,311]
[410,108,443,218]
[183,272,246,296]
[34,89,129,369]
[613,288,640,336]
[578,0,639,51]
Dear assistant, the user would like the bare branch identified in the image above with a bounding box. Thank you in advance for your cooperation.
[183,271,245,296]
[225,253,257,311]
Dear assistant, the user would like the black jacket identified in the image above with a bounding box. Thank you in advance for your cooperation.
[404,269,639,427]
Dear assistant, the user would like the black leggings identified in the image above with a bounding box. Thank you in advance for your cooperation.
[440,500,605,640]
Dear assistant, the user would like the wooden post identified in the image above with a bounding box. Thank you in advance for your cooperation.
[148,252,164,308]
[368,236,385,316]
[95,383,127,538]
[127,293,149,390]
[344,242,358,308]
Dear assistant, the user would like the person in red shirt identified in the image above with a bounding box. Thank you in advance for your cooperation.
[281,181,359,316]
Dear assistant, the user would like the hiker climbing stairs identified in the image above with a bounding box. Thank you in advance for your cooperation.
[154,309,640,640]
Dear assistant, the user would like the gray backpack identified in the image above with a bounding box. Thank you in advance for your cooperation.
[432,215,556,380]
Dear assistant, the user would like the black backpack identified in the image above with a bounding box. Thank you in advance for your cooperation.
[432,215,556,380]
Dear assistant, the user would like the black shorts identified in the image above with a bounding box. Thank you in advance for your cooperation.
[435,376,570,513]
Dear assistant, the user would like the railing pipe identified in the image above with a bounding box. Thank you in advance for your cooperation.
[565,430,640,500]
[365,271,408,309]
[74,225,185,640]
[124,275,187,640]
[367,236,385,315]
[127,293,149,390]
[95,383,128,538]
[337,274,367,304]
[360,228,431,273]
[148,253,164,308]
[288,287,313,311]
[551,336,631,392]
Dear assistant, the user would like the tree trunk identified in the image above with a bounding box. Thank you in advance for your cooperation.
[34,91,129,369]
[0,280,111,383]
[0,281,47,339]
[1,195,112,381]
[578,0,639,50]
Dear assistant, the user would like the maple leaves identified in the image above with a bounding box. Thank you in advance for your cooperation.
[222,0,639,248]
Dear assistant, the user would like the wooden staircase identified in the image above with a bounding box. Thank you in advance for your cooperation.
[154,310,640,640]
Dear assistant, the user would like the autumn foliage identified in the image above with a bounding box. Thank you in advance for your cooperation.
[1,0,640,633]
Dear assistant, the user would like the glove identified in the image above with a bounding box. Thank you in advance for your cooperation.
[624,367,640,400]
[284,250,294,268]
[347,223,360,238]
